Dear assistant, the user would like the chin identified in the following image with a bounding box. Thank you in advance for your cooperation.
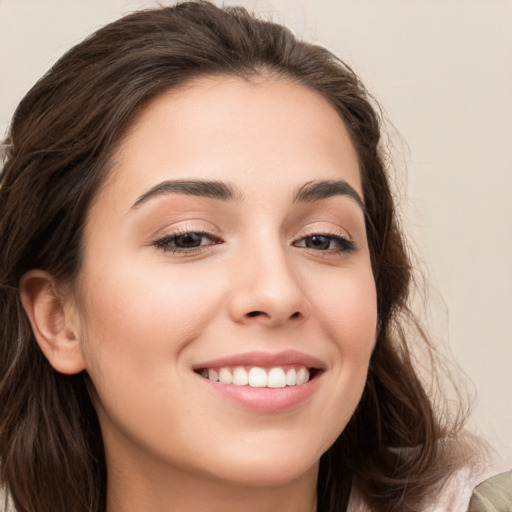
[192,434,325,488]
[210,455,320,488]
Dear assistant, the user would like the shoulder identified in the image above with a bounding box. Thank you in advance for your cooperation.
[348,467,511,512]
[347,468,476,512]
[1,486,15,512]
[418,468,512,512]
[424,466,478,512]
[468,470,512,512]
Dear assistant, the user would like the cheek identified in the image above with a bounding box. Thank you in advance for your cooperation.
[308,267,377,423]
[74,258,231,458]
[76,257,224,385]
[313,268,378,356]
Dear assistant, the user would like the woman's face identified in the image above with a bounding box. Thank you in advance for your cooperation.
[75,76,377,488]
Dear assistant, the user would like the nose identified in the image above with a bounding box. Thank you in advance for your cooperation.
[227,238,311,327]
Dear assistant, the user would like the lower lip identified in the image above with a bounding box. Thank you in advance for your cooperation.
[198,374,320,413]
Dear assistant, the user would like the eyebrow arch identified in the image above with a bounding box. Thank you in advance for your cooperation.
[292,180,365,211]
[130,179,242,210]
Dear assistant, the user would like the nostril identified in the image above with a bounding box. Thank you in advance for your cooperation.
[246,311,302,320]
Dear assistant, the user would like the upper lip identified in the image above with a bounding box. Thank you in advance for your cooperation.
[193,350,326,370]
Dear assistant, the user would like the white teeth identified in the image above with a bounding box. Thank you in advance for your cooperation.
[218,367,232,384]
[296,367,309,385]
[203,365,311,388]
[267,367,286,388]
[285,368,297,386]
[232,366,249,386]
[248,367,267,387]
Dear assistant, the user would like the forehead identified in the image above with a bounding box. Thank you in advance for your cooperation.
[96,75,362,213]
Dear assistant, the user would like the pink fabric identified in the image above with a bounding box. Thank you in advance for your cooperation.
[425,467,475,512]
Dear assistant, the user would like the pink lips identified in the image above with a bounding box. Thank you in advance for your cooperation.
[193,350,324,413]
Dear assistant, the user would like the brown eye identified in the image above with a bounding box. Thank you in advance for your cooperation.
[173,232,205,248]
[154,231,222,253]
[304,235,331,250]
[293,234,356,253]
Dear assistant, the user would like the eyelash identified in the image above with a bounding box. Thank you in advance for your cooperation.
[153,229,222,254]
[292,233,356,254]
[153,229,356,256]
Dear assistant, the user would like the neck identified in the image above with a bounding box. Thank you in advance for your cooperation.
[107,461,318,512]
[107,444,318,512]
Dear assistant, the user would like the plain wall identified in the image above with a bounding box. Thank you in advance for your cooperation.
[1,0,511,467]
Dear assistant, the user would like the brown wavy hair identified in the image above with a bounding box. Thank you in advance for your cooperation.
[0,2,468,511]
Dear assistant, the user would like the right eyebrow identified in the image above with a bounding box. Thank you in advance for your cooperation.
[130,179,243,210]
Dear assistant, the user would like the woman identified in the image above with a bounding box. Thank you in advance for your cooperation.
[0,2,493,511]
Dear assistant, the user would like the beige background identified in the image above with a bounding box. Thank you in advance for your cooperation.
[1,0,511,467]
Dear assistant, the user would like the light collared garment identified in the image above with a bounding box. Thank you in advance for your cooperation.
[348,469,512,512]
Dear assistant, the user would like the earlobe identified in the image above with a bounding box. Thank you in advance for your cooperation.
[19,270,86,375]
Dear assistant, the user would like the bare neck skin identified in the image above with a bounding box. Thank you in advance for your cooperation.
[105,443,318,512]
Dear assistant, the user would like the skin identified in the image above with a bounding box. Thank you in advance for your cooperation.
[22,76,378,512]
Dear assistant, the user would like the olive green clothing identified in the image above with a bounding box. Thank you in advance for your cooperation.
[469,470,512,512]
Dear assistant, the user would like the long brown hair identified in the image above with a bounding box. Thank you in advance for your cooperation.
[0,2,468,511]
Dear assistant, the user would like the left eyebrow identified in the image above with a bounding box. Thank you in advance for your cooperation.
[292,180,365,211]
[130,179,242,210]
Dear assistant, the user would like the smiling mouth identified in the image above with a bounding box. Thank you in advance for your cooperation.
[194,365,321,388]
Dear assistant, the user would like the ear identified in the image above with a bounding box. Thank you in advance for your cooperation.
[20,270,86,374]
